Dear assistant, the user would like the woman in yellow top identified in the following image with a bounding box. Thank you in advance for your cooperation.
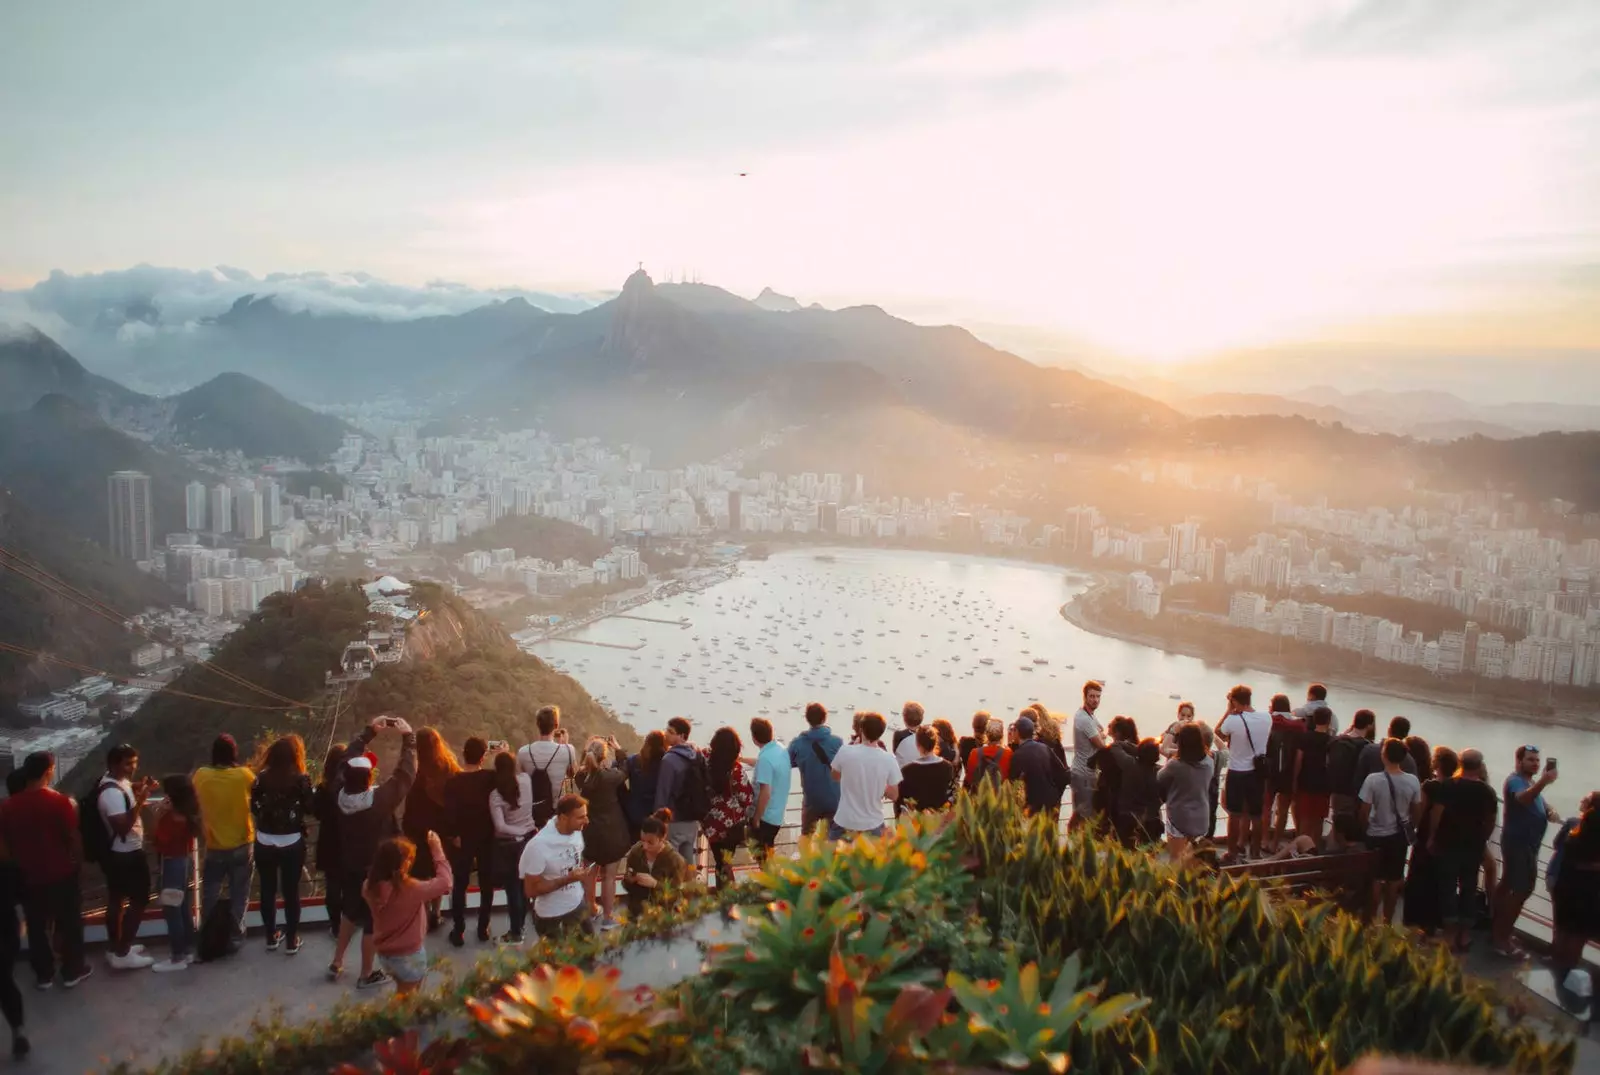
[192,734,255,950]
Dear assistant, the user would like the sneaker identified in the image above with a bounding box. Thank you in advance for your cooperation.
[61,967,92,989]
[285,934,302,955]
[130,943,147,955]
[497,931,524,945]
[108,951,154,971]
[448,929,464,949]
[33,979,52,992]
[598,916,621,932]
[327,962,344,981]
[266,931,283,951]
[355,970,391,990]
[151,959,189,973]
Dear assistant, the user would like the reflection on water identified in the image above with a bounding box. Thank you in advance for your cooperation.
[531,547,1598,813]
[598,910,747,991]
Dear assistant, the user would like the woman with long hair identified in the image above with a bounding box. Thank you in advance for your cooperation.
[403,728,459,932]
[150,774,202,970]
[251,733,314,953]
[1550,791,1600,996]
[701,726,753,890]
[898,726,955,812]
[624,731,667,842]
[363,833,452,995]
[930,719,958,765]
[311,744,348,936]
[488,751,536,943]
[577,737,629,931]
[1158,723,1214,862]
[1161,701,1196,758]
[621,809,690,918]
[1404,745,1459,935]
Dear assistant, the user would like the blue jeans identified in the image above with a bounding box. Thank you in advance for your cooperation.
[504,879,527,936]
[827,823,885,841]
[159,856,196,961]
[202,844,254,939]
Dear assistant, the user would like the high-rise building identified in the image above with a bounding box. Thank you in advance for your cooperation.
[185,480,207,531]
[237,490,265,541]
[727,491,742,533]
[264,480,282,527]
[210,483,233,536]
[108,471,153,562]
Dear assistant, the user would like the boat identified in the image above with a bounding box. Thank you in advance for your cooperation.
[1169,694,1182,700]
[1032,658,1049,665]
[979,658,995,666]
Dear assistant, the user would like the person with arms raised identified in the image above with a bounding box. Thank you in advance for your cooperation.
[788,703,842,836]
[1491,745,1561,959]
[401,728,459,935]
[442,737,497,948]
[330,716,416,989]
[828,712,901,840]
[194,733,255,952]
[520,794,596,938]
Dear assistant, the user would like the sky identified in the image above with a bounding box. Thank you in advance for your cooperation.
[2,0,1598,364]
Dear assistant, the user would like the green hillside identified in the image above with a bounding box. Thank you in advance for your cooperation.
[169,371,354,462]
[435,512,611,562]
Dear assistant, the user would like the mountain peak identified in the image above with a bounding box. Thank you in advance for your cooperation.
[754,287,802,312]
[622,267,655,295]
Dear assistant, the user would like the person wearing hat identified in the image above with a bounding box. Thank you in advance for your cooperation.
[1008,714,1069,819]
[330,717,416,990]
[194,734,257,951]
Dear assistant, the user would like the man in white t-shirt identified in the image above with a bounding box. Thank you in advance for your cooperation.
[828,712,901,839]
[98,743,158,969]
[1068,681,1107,829]
[1215,684,1273,860]
[892,702,925,767]
[519,793,595,938]
[517,705,576,822]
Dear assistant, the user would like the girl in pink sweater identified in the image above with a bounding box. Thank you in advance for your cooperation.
[363,832,452,994]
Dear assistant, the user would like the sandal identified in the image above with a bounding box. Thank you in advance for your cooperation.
[327,962,344,981]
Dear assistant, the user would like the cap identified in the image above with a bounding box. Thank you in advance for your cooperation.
[1016,716,1036,737]
[346,756,373,770]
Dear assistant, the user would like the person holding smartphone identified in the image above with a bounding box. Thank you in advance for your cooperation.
[1491,745,1561,958]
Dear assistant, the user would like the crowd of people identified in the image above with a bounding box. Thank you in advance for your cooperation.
[0,683,1594,1056]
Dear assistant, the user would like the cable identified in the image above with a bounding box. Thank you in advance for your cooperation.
[0,543,315,708]
[0,640,300,712]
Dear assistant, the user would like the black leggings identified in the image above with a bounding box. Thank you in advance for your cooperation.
[256,840,306,937]
[0,887,23,1033]
[710,824,746,890]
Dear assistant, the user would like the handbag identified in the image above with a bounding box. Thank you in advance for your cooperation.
[1382,772,1415,844]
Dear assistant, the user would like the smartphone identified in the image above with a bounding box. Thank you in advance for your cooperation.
[488,739,509,752]
[1546,757,1558,772]
[378,716,400,728]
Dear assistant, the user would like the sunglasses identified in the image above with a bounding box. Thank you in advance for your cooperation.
[1521,744,1539,755]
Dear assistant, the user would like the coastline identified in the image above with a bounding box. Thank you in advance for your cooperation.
[1059,582,1600,735]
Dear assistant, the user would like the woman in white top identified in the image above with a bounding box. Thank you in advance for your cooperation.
[488,753,536,943]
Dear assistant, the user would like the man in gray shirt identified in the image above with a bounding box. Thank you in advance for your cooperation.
[1069,680,1106,830]
[1292,683,1339,734]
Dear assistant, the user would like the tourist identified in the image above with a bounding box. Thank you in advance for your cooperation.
[518,705,577,828]
[402,728,459,935]
[1403,745,1458,936]
[655,717,706,863]
[828,712,902,839]
[1197,721,1224,840]
[898,726,956,812]
[1095,716,1140,830]
[1009,716,1069,819]
[251,734,314,954]
[789,704,843,836]
[1491,745,1561,959]
[520,793,596,938]
[1548,790,1600,999]
[99,744,157,970]
[893,701,925,766]
[0,751,89,989]
[850,712,865,745]
[623,730,667,842]
[1291,706,1334,843]
[702,726,753,890]
[964,717,1011,790]
[311,744,349,937]
[1358,738,1423,924]
[750,717,791,851]
[441,737,496,947]
[1158,724,1215,862]
[1069,681,1107,828]
[1357,717,1418,786]
[489,750,537,944]
[0,772,26,1057]
[149,773,200,972]
[194,733,255,950]
[957,711,990,773]
[1326,709,1376,819]
[622,809,690,918]
[330,717,416,990]
[577,738,629,930]
[1216,685,1271,861]
[1262,694,1304,852]
[1404,736,1432,781]
[930,718,959,767]
[1029,705,1070,770]
[1160,701,1196,758]
[1294,683,1339,734]
[364,832,452,995]
[1426,748,1499,952]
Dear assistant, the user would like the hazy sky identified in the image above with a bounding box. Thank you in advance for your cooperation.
[3,0,1598,361]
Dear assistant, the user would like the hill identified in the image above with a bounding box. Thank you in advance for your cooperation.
[0,326,149,415]
[72,578,637,787]
[435,513,611,563]
[0,489,178,718]
[167,371,355,461]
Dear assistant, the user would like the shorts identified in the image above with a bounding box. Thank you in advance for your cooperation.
[1330,793,1358,818]
[1069,768,1096,818]
[1223,770,1263,816]
[339,872,373,930]
[534,904,592,940]
[379,947,430,985]
[1501,844,1539,897]
[1165,814,1206,841]
[754,820,782,850]
[1370,831,1409,882]
[827,823,885,841]
[1294,792,1331,820]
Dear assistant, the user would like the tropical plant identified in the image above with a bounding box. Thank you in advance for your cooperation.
[465,964,677,1074]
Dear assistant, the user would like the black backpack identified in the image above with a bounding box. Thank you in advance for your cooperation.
[76,779,127,866]
[973,748,1004,791]
[1326,737,1365,798]
[1264,724,1299,786]
[674,752,712,823]
[522,744,566,829]
[196,896,238,962]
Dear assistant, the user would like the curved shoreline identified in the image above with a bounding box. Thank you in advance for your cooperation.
[1059,584,1600,734]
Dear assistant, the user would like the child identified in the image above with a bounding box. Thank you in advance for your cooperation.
[150,774,201,972]
[363,832,452,994]
[621,809,690,918]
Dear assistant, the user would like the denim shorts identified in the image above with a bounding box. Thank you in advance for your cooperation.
[827,823,885,841]
[378,947,430,984]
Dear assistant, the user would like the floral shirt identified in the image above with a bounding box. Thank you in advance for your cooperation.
[701,751,754,843]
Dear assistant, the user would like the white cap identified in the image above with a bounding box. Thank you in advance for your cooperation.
[346,756,373,770]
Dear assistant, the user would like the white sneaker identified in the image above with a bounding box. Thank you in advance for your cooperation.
[151,959,188,973]
[599,916,621,932]
[108,951,154,971]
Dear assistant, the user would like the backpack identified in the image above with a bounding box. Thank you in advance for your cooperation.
[77,779,128,866]
[196,896,238,962]
[1326,737,1365,798]
[1264,723,1300,788]
[973,748,1004,791]
[674,752,712,823]
[522,744,567,829]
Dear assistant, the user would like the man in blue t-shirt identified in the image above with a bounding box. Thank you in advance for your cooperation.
[788,702,843,836]
[1491,744,1560,958]
[750,717,791,852]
